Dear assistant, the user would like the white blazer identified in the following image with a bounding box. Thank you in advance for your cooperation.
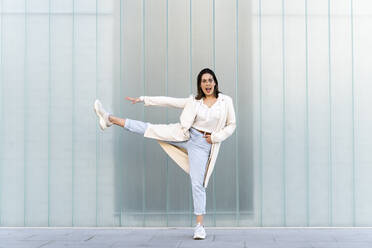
[141,93,236,188]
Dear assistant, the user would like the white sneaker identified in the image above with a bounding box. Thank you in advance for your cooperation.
[94,99,113,130]
[193,223,206,240]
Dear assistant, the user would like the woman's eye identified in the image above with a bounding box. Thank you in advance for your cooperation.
[202,79,213,83]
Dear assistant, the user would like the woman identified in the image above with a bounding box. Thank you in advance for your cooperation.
[94,68,236,239]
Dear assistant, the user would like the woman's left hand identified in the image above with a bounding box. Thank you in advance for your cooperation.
[204,134,212,144]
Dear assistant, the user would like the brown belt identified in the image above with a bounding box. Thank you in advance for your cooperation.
[194,128,211,136]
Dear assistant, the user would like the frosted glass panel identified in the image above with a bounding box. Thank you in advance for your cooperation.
[1,0,372,227]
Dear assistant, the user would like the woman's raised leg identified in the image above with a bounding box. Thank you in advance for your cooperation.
[122,118,149,135]
[108,115,125,127]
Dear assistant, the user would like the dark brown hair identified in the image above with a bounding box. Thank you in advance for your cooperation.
[195,68,221,100]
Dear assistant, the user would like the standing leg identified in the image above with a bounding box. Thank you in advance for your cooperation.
[188,147,209,219]
[187,130,211,240]
[187,131,212,224]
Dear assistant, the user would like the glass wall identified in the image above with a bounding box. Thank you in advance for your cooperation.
[0,0,371,227]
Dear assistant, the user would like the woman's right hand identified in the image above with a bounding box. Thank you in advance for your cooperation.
[126,96,142,104]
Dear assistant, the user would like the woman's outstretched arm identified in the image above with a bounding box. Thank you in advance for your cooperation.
[126,95,191,109]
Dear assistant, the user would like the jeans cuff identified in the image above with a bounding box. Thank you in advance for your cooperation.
[194,211,206,215]
[123,118,131,130]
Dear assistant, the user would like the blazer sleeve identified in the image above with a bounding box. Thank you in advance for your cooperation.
[210,97,236,143]
[140,95,191,109]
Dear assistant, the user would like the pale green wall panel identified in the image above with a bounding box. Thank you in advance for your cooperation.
[24,14,49,226]
[3,0,24,12]
[95,0,119,227]
[49,12,74,226]
[283,13,308,227]
[236,0,254,226]
[214,0,238,226]
[73,1,98,226]
[166,0,193,227]
[260,0,285,226]
[121,0,145,227]
[0,0,3,227]
[2,12,26,226]
[330,3,354,226]
[355,0,372,226]
[307,0,330,226]
[143,0,168,227]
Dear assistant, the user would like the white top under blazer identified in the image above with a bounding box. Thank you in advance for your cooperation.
[192,97,221,133]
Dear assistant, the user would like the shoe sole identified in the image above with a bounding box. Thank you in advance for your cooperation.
[94,100,107,131]
[193,237,205,240]
[193,234,206,240]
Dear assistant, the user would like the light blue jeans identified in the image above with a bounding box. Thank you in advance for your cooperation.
[123,118,212,215]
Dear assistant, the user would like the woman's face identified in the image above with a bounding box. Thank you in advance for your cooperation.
[200,73,216,97]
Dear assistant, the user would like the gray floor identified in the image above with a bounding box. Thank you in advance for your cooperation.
[1,227,372,248]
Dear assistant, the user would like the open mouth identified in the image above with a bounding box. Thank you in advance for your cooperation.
[205,87,212,93]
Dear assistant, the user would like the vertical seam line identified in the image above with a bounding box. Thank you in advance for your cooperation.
[165,0,169,227]
[24,0,28,227]
[305,0,310,227]
[212,0,216,227]
[282,0,287,227]
[72,0,75,227]
[350,0,356,227]
[119,0,123,227]
[235,0,240,227]
[258,0,263,227]
[95,0,99,227]
[142,0,146,227]
[328,0,333,227]
[48,0,52,227]
[0,0,3,226]
[189,0,192,227]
